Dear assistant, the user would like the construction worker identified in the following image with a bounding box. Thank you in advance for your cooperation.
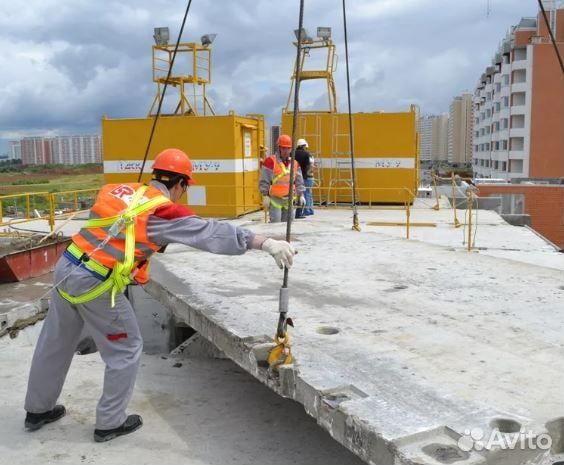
[259,134,305,223]
[294,138,315,218]
[24,148,296,442]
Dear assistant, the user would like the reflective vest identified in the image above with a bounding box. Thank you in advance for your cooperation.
[59,183,171,306]
[268,155,300,198]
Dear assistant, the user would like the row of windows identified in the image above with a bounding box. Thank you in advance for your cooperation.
[475,118,510,137]
[474,140,509,152]
[473,159,508,171]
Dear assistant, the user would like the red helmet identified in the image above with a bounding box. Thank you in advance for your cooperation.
[153,148,195,185]
[277,134,292,148]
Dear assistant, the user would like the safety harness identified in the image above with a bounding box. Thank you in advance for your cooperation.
[269,161,297,210]
[57,185,170,307]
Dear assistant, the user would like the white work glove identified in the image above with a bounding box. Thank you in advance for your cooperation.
[261,238,296,269]
[298,195,306,206]
[262,195,270,209]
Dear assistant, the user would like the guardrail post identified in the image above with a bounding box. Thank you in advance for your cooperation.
[48,194,55,232]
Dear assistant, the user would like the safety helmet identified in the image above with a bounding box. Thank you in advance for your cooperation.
[296,138,308,148]
[153,148,195,185]
[277,134,292,148]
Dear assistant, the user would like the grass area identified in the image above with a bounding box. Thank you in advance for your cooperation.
[0,173,104,195]
[0,166,104,215]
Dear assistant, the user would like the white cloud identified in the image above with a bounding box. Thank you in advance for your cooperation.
[0,0,541,144]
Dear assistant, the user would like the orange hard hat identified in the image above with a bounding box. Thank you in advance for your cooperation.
[277,134,292,148]
[153,148,195,185]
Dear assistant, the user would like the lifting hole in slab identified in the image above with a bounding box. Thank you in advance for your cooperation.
[552,462,564,465]
[317,326,339,335]
[490,418,521,433]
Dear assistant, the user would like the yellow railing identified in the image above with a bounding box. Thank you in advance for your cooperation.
[0,189,99,232]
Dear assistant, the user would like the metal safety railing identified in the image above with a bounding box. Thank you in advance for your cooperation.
[0,189,99,233]
[0,184,481,250]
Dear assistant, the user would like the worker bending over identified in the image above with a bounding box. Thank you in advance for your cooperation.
[24,148,295,442]
[259,134,305,223]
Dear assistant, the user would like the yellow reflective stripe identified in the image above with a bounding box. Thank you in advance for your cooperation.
[57,278,114,305]
[269,197,290,210]
[272,163,290,184]
[129,195,169,216]
[67,243,109,276]
[84,191,170,229]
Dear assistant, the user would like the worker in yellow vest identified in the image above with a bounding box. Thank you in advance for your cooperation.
[24,148,295,442]
[259,134,305,222]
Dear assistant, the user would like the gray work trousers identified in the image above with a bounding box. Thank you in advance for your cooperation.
[269,196,293,223]
[24,257,143,429]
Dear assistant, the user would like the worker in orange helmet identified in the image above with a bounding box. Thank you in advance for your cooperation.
[24,148,295,442]
[259,134,305,222]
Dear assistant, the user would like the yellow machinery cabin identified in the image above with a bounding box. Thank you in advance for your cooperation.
[281,28,419,205]
[101,31,263,218]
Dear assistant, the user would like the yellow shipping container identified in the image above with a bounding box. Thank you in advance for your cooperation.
[281,108,419,205]
[101,114,263,217]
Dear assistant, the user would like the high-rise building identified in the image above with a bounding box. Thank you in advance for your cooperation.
[417,115,448,162]
[448,94,474,164]
[21,137,52,165]
[8,141,21,160]
[270,125,280,154]
[18,135,101,165]
[473,3,564,180]
[51,135,101,164]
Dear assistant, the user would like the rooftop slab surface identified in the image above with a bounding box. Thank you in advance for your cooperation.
[1,325,365,465]
[145,207,564,465]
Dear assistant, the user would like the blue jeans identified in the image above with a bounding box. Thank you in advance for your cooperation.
[296,178,314,217]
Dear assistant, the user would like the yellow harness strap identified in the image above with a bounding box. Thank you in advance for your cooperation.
[57,186,170,307]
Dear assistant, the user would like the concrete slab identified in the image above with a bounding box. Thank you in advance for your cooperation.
[144,209,564,465]
[1,324,366,465]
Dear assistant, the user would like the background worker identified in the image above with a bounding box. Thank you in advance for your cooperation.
[259,134,305,223]
[24,148,296,442]
[294,138,315,218]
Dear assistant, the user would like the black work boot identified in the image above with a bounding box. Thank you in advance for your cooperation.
[25,405,66,431]
[94,414,143,442]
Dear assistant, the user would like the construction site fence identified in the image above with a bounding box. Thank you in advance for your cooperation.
[0,189,99,232]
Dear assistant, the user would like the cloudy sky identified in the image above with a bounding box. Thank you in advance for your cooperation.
[0,0,540,153]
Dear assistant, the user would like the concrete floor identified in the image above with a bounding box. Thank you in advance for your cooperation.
[0,323,366,465]
[144,208,564,465]
[2,203,563,465]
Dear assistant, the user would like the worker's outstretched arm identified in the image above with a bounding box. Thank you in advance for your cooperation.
[146,204,295,268]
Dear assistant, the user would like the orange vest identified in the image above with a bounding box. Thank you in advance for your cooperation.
[72,183,172,284]
[268,155,300,198]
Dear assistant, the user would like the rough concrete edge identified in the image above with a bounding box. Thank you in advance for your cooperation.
[143,277,398,465]
[0,298,47,339]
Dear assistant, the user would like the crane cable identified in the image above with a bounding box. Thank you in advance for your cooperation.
[137,0,194,182]
[342,0,361,231]
[267,0,306,370]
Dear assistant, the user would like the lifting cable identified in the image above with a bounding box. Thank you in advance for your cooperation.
[537,0,564,76]
[267,0,306,370]
[137,0,194,182]
[342,0,361,232]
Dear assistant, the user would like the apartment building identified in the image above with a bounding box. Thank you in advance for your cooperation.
[51,135,101,164]
[18,135,101,165]
[21,137,52,165]
[448,94,474,164]
[473,4,564,180]
[417,115,448,162]
[8,141,21,160]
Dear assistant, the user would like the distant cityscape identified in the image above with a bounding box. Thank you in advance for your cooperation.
[3,135,102,165]
[418,8,563,183]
